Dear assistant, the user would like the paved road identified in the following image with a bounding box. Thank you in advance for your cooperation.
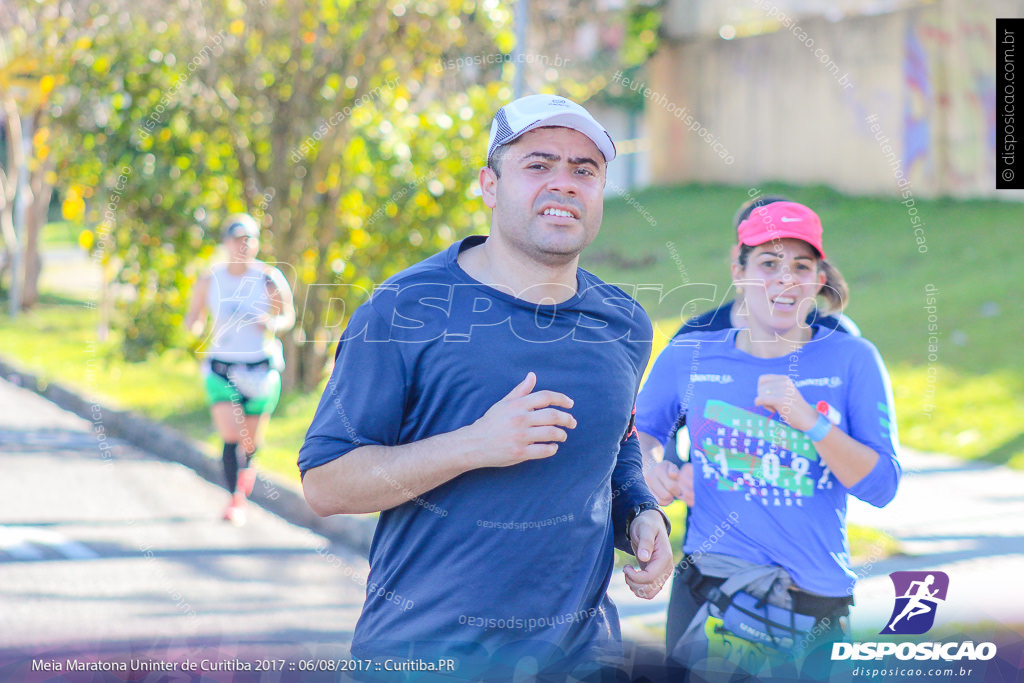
[0,376,366,677]
[3,369,1022,681]
[610,450,1024,644]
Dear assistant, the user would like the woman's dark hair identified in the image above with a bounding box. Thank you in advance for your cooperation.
[733,195,791,229]
[736,243,849,314]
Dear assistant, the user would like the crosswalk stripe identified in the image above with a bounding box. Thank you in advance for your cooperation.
[0,525,100,560]
[0,526,47,560]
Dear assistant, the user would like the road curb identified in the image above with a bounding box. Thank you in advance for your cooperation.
[0,355,376,555]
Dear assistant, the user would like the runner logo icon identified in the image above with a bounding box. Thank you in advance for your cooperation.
[881,570,949,635]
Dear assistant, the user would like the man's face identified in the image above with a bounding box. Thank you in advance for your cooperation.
[226,234,258,261]
[480,126,607,268]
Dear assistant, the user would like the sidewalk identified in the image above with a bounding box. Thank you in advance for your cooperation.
[0,374,367,663]
[610,448,1024,645]
[0,355,378,554]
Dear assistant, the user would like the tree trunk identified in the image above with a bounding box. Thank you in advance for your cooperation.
[281,332,299,392]
[20,164,52,310]
[299,282,328,391]
[281,328,329,394]
[0,215,11,296]
[0,101,18,302]
[302,343,328,392]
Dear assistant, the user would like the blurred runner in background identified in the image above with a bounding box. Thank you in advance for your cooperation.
[185,213,294,525]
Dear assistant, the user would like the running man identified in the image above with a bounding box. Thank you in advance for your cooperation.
[299,94,673,678]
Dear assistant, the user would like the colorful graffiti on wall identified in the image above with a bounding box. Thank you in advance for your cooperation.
[903,17,933,186]
[904,7,997,195]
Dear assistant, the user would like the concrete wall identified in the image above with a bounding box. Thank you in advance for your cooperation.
[587,102,651,193]
[647,0,1024,199]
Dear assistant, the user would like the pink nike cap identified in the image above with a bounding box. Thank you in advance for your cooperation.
[736,201,826,259]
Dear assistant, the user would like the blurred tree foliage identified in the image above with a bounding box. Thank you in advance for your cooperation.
[591,1,663,112]
[0,2,72,310]
[49,0,652,389]
[55,0,511,386]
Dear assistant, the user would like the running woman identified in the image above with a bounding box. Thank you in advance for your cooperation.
[636,201,901,678]
[650,194,861,507]
[185,213,295,525]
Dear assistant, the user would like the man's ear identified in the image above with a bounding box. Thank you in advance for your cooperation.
[479,167,498,209]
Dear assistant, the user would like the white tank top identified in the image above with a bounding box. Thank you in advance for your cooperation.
[205,262,288,364]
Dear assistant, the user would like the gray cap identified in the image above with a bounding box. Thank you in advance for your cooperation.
[487,94,616,165]
[223,213,259,240]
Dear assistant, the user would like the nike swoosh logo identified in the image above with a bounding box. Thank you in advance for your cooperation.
[780,216,801,222]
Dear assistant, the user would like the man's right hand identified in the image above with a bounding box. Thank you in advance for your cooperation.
[470,371,577,468]
[645,461,694,506]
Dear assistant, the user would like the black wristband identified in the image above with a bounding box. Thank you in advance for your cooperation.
[626,501,671,541]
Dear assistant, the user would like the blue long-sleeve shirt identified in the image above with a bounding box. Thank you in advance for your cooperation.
[299,236,657,670]
[636,328,901,597]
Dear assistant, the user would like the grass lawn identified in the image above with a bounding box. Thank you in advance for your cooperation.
[41,220,83,249]
[586,183,1024,469]
[2,182,1021,507]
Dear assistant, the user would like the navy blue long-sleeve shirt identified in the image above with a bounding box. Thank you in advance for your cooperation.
[299,236,657,671]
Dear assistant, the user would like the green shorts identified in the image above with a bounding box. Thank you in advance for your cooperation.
[204,367,281,415]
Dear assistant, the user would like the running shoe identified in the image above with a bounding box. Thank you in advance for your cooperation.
[222,495,247,526]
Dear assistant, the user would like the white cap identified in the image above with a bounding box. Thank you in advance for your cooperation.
[486,94,616,165]
[223,213,260,240]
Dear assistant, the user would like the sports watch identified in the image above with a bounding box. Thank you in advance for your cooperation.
[625,501,671,541]
[804,412,833,442]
